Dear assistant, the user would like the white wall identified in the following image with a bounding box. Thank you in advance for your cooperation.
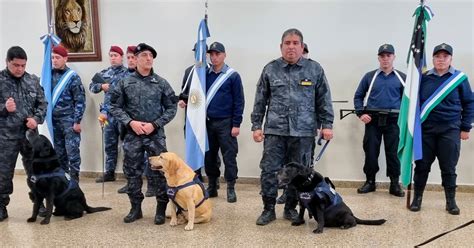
[1,0,473,185]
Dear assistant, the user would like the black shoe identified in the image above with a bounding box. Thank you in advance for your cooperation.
[357,181,376,194]
[445,189,460,215]
[96,173,116,183]
[0,206,8,222]
[389,183,405,197]
[154,202,167,225]
[38,202,47,218]
[446,203,460,215]
[227,188,237,203]
[283,208,299,222]
[123,203,143,223]
[117,185,128,194]
[410,195,423,212]
[256,209,276,225]
[276,191,287,204]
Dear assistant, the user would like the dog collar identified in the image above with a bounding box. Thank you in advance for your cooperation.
[301,171,315,187]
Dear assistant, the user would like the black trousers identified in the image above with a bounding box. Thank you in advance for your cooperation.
[414,121,461,190]
[362,115,400,180]
[204,118,238,182]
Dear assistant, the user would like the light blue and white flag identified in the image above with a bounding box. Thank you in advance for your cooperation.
[185,19,210,170]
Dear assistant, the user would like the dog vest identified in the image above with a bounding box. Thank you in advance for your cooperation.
[299,181,342,211]
[30,168,79,199]
[166,175,209,212]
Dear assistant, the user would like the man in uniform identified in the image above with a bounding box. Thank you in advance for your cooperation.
[353,44,406,197]
[90,46,128,183]
[251,29,334,225]
[410,43,474,215]
[0,46,47,221]
[51,45,86,181]
[110,43,177,224]
[204,42,244,203]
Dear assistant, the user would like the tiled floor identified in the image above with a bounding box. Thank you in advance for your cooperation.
[1,175,473,247]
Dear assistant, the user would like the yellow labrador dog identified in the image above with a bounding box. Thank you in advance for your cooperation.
[149,152,212,230]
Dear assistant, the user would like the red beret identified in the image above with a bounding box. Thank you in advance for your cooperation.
[52,45,68,57]
[126,46,136,54]
[109,46,123,56]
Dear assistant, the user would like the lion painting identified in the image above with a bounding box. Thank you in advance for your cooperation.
[55,0,90,52]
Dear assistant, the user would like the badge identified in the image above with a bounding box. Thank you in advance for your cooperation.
[300,79,312,86]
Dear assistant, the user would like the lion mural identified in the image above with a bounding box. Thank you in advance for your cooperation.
[55,0,90,52]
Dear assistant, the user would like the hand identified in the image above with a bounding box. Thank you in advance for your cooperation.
[359,114,372,124]
[231,127,240,137]
[73,123,81,133]
[98,113,108,125]
[253,129,264,142]
[101,83,110,92]
[130,120,146,135]
[461,131,469,140]
[142,123,155,135]
[320,128,333,140]
[5,97,16,112]
[25,117,37,129]
[178,100,187,108]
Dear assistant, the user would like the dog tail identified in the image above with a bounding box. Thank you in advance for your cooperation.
[354,217,386,225]
[86,206,112,213]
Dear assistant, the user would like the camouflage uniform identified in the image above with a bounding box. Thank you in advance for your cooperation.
[0,69,47,209]
[109,69,177,205]
[251,57,334,209]
[51,67,86,180]
[89,65,128,175]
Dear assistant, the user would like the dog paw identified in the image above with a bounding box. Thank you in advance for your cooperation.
[184,224,194,231]
[27,217,37,223]
[313,228,323,234]
[291,219,305,226]
[40,219,50,225]
[170,219,178,226]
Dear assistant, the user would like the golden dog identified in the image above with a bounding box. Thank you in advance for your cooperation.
[149,152,212,230]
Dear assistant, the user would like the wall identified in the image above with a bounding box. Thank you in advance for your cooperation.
[1,0,473,185]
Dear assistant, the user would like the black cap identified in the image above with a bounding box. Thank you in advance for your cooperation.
[192,43,209,52]
[378,44,395,55]
[433,43,453,55]
[135,43,157,58]
[207,42,225,53]
[303,43,309,54]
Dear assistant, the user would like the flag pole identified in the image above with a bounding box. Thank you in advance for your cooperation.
[205,0,209,21]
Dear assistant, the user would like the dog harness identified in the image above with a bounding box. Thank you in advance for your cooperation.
[299,180,342,211]
[166,175,209,212]
[30,168,79,199]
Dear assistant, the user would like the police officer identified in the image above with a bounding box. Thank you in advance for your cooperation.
[410,43,474,215]
[109,43,177,224]
[204,42,244,203]
[353,44,406,197]
[51,46,86,181]
[90,46,128,183]
[0,46,47,221]
[251,29,334,225]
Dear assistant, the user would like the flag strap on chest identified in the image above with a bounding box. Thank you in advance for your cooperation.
[206,67,236,109]
[52,69,76,108]
[363,69,405,107]
[420,70,466,122]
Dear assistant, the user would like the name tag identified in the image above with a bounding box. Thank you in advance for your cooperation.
[300,79,312,86]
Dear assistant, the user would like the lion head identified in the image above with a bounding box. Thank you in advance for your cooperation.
[55,0,88,52]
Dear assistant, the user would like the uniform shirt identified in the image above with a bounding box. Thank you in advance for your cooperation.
[420,66,474,131]
[51,66,86,123]
[251,57,334,137]
[354,69,406,115]
[109,69,177,137]
[0,69,47,139]
[206,64,244,127]
[89,65,128,114]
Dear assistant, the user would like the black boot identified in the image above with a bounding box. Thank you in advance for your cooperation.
[207,177,218,198]
[117,184,128,194]
[154,201,167,225]
[276,189,287,204]
[123,202,143,223]
[145,177,157,197]
[0,196,9,222]
[95,172,115,183]
[445,188,460,215]
[410,189,424,212]
[357,180,376,194]
[389,177,405,197]
[256,197,276,225]
[227,181,237,203]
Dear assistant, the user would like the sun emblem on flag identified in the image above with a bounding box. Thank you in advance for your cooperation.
[188,89,204,109]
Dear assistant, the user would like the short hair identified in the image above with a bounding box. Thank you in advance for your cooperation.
[6,46,27,61]
[281,28,304,44]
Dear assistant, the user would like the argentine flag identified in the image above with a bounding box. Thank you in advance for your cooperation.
[185,19,210,170]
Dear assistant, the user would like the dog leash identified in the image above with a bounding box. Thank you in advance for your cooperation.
[414,220,474,247]
[312,136,330,166]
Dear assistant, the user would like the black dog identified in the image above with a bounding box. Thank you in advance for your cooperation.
[27,134,111,225]
[278,162,386,233]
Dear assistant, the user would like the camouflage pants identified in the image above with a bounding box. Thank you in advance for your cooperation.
[122,132,167,204]
[259,135,314,208]
[103,116,122,174]
[53,119,81,178]
[0,138,34,206]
